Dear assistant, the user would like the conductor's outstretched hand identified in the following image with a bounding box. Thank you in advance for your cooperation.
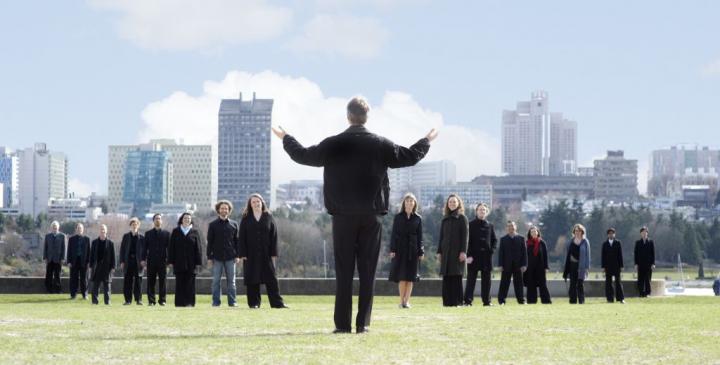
[272,126,287,139]
[425,128,439,142]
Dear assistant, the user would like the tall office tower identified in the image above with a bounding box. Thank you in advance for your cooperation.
[17,143,68,216]
[0,147,19,208]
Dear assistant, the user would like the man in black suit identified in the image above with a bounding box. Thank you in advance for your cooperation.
[497,221,527,305]
[273,97,436,334]
[120,217,146,305]
[43,221,66,294]
[89,224,116,305]
[144,213,170,306]
[464,203,497,306]
[67,223,91,300]
[634,226,655,297]
[601,227,624,303]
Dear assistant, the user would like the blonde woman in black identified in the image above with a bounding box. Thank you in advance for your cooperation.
[388,193,424,308]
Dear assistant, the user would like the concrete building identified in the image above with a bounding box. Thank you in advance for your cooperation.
[388,160,456,203]
[0,147,19,208]
[147,203,196,221]
[17,143,68,217]
[108,139,215,213]
[473,175,595,206]
[648,145,719,200]
[418,183,492,210]
[47,198,103,222]
[593,150,639,203]
[218,93,273,209]
[276,180,323,208]
[501,91,578,176]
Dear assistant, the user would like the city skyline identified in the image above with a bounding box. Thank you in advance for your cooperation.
[2,1,719,197]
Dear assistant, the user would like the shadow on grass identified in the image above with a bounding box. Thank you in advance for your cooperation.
[0,297,74,304]
[74,330,333,341]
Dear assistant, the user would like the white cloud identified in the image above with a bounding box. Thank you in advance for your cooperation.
[69,178,101,198]
[137,70,500,191]
[702,58,720,77]
[288,14,389,59]
[88,0,293,50]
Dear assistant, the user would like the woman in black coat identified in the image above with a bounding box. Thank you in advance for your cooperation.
[168,212,202,307]
[239,194,287,309]
[436,194,468,307]
[523,226,551,304]
[388,193,424,308]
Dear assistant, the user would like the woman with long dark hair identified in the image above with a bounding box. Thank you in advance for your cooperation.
[524,226,551,304]
[168,212,202,307]
[436,194,468,307]
[239,194,287,309]
[388,193,424,308]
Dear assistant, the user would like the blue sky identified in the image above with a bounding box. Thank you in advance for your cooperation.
[1,0,718,196]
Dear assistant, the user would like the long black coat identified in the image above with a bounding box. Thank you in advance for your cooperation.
[168,227,202,274]
[283,125,430,215]
[437,211,468,276]
[119,232,146,271]
[498,234,528,272]
[523,239,549,287]
[239,212,279,285]
[388,212,424,282]
[144,228,170,265]
[43,233,66,263]
[634,239,655,268]
[89,238,115,281]
[467,219,497,272]
[67,235,91,267]
[601,240,624,274]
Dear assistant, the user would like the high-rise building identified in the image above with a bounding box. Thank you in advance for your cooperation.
[17,143,68,216]
[0,147,19,208]
[648,145,719,197]
[593,150,638,202]
[121,148,173,216]
[218,93,273,208]
[108,140,215,213]
[501,91,577,176]
[388,160,456,203]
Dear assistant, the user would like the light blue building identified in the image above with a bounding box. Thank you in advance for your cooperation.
[121,149,173,217]
[0,147,18,208]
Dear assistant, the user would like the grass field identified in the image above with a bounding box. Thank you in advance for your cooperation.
[1,294,719,364]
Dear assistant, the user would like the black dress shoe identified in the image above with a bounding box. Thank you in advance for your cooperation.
[483,303,493,307]
[159,302,165,306]
[123,302,131,306]
[273,304,289,309]
[332,328,351,334]
[356,327,370,334]
[250,305,259,309]
[149,302,156,306]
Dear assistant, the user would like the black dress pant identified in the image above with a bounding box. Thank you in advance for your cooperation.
[569,269,585,304]
[246,276,285,308]
[91,278,111,305]
[442,275,463,306]
[146,261,167,304]
[637,266,653,297]
[69,258,88,298]
[498,270,525,304]
[123,262,142,303]
[605,271,625,302]
[464,268,491,305]
[45,262,62,293]
[526,272,551,304]
[331,214,382,331]
[174,272,196,307]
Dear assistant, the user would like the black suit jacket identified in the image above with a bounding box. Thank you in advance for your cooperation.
[120,232,146,270]
[89,238,115,281]
[144,228,170,265]
[601,240,624,274]
[634,239,655,268]
[498,234,528,272]
[67,235,91,267]
[283,125,430,215]
[467,218,497,271]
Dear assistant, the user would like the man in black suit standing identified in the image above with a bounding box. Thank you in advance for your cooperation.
[43,221,66,294]
[273,97,436,334]
[144,213,170,306]
[120,217,146,305]
[634,226,655,297]
[67,223,91,300]
[464,203,497,306]
[497,221,527,305]
[601,227,624,303]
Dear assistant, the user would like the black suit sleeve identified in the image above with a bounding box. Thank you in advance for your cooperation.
[282,135,326,167]
[109,242,116,270]
[460,216,469,254]
[384,138,430,169]
[167,231,176,265]
[437,221,444,255]
[233,222,241,259]
[417,218,424,257]
[83,238,91,266]
[389,216,399,253]
[89,241,96,269]
[119,234,128,265]
[650,240,655,265]
[193,232,202,267]
[238,218,248,258]
[542,241,549,270]
[490,225,498,253]
[520,237,528,267]
[269,216,278,257]
[634,241,639,266]
[618,241,624,269]
[466,223,476,258]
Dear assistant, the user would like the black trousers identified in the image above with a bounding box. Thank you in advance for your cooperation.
[464,268,491,305]
[45,262,62,293]
[174,272,196,307]
[605,271,625,302]
[442,275,464,306]
[123,263,142,303]
[69,258,88,298]
[569,271,585,304]
[637,266,653,297]
[146,261,167,304]
[526,274,552,304]
[498,270,525,304]
[91,278,111,304]
[331,214,382,331]
[246,276,285,308]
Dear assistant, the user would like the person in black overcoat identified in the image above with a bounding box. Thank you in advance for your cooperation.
[388,193,424,308]
[144,213,171,306]
[634,227,655,297]
[168,212,202,307]
[43,221,66,294]
[436,194,468,307]
[523,226,551,304]
[67,223,91,299]
[239,194,287,309]
[119,217,146,305]
[601,227,625,303]
[463,202,497,306]
[89,224,115,305]
[274,97,436,333]
[497,221,527,305]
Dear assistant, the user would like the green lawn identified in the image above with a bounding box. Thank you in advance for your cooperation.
[0,294,718,364]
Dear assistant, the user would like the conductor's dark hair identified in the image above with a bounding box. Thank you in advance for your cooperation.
[177,212,192,226]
